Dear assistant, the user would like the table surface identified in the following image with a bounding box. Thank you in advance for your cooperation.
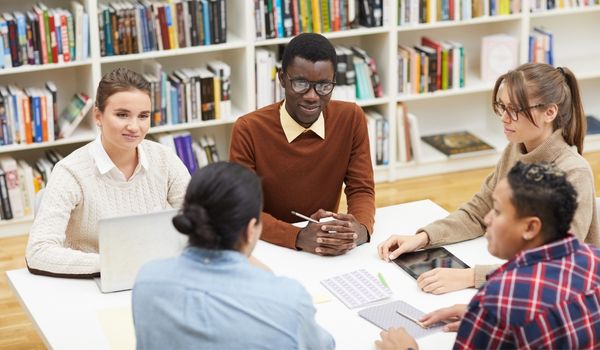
[7,200,504,350]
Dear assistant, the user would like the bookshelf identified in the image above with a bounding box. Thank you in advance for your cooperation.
[1,0,599,235]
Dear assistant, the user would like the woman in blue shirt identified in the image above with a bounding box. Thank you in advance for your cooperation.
[132,162,335,350]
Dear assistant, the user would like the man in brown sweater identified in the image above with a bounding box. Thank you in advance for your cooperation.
[230,33,375,255]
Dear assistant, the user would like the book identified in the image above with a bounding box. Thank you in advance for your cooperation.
[587,115,600,135]
[0,168,13,220]
[0,156,24,218]
[57,92,93,139]
[421,131,494,158]
[481,34,518,82]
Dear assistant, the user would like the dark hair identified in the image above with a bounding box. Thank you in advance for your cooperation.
[492,63,586,154]
[281,33,337,74]
[95,67,151,112]
[172,162,263,250]
[506,161,577,242]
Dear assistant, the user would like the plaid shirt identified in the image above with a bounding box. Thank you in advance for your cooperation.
[454,234,600,349]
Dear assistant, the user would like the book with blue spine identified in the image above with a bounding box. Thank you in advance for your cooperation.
[201,0,211,45]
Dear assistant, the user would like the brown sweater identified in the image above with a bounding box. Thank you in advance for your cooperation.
[230,100,376,249]
[420,129,600,287]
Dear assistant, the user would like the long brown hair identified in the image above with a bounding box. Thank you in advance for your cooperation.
[492,63,586,154]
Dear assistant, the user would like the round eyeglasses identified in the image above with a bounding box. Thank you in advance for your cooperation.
[493,101,547,121]
[286,73,336,96]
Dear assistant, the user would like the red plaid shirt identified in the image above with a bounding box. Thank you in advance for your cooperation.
[455,234,600,349]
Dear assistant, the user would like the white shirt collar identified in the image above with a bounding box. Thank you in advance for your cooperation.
[89,135,149,177]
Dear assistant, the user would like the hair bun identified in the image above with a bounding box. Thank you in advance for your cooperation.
[172,213,195,236]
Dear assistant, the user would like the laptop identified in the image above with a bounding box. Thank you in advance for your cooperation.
[95,209,188,293]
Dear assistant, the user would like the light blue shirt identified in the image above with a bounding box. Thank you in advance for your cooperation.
[132,247,335,350]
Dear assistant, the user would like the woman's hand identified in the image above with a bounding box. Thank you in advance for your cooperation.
[377,232,429,261]
[416,268,475,294]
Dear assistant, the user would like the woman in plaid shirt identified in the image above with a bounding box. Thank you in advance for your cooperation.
[376,162,600,350]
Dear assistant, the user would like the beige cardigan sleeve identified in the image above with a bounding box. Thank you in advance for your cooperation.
[416,166,501,288]
[25,164,99,275]
[419,169,498,247]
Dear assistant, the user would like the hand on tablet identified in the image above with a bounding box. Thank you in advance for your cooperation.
[377,233,430,262]
[416,268,475,295]
[374,328,418,350]
[419,304,467,332]
[295,210,367,256]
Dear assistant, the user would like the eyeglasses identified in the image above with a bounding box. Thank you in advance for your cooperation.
[285,73,335,96]
[493,101,547,121]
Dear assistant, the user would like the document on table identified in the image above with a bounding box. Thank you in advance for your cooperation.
[321,269,392,309]
[97,305,135,350]
[358,300,444,338]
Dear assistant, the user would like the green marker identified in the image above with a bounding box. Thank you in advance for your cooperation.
[378,272,390,289]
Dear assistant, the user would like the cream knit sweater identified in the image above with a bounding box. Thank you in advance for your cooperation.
[26,139,191,276]
[419,129,600,287]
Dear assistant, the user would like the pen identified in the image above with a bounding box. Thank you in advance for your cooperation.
[396,310,428,329]
[291,211,319,224]
[377,273,390,289]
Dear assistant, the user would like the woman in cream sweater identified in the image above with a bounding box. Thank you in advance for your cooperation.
[26,68,190,277]
[378,63,599,293]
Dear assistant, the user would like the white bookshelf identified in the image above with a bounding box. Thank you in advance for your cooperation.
[1,0,599,235]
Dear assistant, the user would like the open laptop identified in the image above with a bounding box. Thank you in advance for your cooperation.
[95,209,188,293]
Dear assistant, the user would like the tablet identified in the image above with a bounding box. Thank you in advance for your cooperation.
[391,247,469,279]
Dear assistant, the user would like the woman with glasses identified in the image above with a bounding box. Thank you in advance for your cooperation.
[230,33,375,256]
[378,63,599,294]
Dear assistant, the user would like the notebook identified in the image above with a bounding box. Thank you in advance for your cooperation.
[95,209,188,293]
[321,269,392,309]
[358,300,444,338]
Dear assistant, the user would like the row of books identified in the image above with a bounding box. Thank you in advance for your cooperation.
[0,2,89,69]
[98,0,227,57]
[254,0,383,40]
[365,109,389,166]
[154,132,221,174]
[398,0,520,25]
[398,37,466,95]
[0,82,93,146]
[0,151,61,221]
[530,0,599,11]
[528,27,553,65]
[332,46,383,101]
[141,60,232,128]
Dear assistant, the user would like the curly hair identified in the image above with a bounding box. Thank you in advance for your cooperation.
[507,161,578,242]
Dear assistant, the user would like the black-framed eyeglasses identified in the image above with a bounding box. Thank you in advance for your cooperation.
[493,101,547,121]
[285,73,336,96]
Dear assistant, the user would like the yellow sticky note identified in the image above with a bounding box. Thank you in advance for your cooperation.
[312,292,333,304]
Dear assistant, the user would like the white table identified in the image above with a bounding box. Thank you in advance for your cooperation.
[7,200,503,350]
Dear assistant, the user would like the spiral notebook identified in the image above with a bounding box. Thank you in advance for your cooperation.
[320,269,392,309]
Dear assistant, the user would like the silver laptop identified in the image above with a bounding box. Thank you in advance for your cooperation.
[95,209,188,293]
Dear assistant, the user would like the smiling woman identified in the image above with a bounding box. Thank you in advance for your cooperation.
[24,68,191,278]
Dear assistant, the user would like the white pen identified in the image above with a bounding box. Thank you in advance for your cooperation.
[396,310,428,329]
[291,211,319,224]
